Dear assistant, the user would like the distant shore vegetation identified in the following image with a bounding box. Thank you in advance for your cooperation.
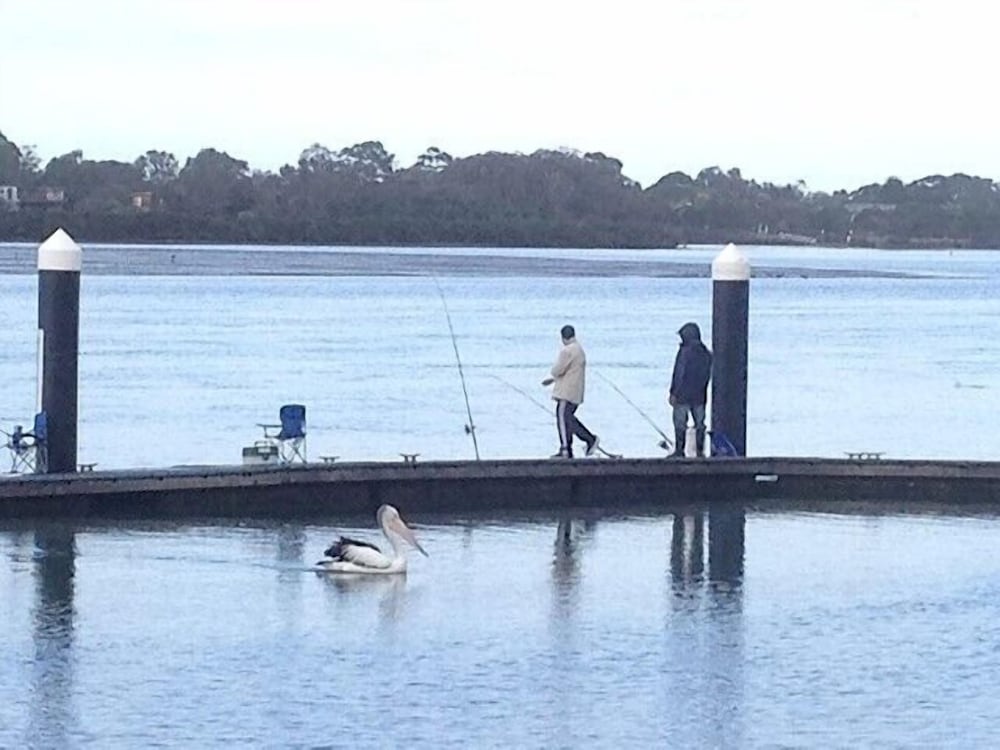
[2,131,999,249]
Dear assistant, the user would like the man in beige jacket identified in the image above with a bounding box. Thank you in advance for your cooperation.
[542,324,599,459]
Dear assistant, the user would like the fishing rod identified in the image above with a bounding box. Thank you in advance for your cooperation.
[487,373,552,415]
[431,277,480,460]
[594,370,673,451]
[490,373,623,459]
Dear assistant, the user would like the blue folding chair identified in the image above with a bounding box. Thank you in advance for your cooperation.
[257,404,307,463]
[3,411,47,473]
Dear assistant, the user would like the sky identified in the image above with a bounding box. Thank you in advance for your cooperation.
[1,0,997,191]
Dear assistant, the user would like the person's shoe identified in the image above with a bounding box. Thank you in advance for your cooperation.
[550,450,570,459]
[585,436,600,457]
[666,450,685,459]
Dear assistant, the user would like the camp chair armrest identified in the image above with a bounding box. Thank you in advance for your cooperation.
[257,422,282,438]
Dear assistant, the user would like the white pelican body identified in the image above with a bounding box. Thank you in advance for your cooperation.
[316,504,427,574]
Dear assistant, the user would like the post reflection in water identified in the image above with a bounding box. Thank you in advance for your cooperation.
[667,504,747,748]
[28,526,78,749]
[708,505,746,585]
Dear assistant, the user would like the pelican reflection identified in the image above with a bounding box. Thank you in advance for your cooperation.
[319,572,408,624]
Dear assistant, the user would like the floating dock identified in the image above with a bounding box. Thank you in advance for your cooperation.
[2,457,999,520]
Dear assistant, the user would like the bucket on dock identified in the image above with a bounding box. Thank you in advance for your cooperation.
[685,426,697,457]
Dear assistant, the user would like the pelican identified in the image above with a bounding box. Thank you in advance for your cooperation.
[316,504,428,574]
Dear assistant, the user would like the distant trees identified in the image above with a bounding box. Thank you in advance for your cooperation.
[173,148,252,216]
[1,129,1000,248]
[135,150,179,184]
[0,132,21,183]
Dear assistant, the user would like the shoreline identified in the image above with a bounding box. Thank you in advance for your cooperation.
[0,244,927,278]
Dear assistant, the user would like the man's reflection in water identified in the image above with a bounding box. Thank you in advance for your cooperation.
[551,518,592,622]
[28,525,78,748]
[670,512,705,595]
[548,517,593,740]
[668,506,744,593]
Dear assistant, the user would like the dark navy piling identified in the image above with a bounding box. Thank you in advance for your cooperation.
[37,229,82,473]
[711,243,750,456]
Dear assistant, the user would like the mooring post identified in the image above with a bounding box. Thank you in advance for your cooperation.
[711,243,750,456]
[37,228,82,473]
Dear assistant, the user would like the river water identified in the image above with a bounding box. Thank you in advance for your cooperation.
[1,243,999,747]
[4,507,1000,747]
[0,243,997,466]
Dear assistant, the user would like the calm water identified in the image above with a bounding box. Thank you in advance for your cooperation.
[2,243,1000,747]
[3,507,1000,747]
[0,243,998,467]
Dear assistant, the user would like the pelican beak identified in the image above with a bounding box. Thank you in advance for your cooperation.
[391,516,429,557]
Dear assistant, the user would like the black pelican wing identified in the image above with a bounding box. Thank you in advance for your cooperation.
[324,535,382,561]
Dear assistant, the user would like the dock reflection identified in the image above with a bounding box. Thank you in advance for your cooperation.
[28,525,78,748]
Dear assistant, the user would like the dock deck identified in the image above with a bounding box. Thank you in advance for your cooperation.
[3,456,999,520]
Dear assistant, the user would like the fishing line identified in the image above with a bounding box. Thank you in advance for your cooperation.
[594,370,673,451]
[490,373,623,458]
[431,276,480,460]
[487,373,552,415]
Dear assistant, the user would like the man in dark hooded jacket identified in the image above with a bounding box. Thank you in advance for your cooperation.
[668,322,712,457]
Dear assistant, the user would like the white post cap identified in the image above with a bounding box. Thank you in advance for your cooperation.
[711,242,750,281]
[38,228,82,272]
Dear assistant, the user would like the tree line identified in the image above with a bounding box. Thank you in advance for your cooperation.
[2,130,999,248]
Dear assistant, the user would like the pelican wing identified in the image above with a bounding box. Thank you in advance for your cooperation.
[323,536,391,570]
[324,535,380,559]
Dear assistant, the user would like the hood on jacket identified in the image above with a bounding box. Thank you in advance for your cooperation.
[678,322,702,344]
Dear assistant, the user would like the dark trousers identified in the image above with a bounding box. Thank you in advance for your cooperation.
[555,399,595,457]
[672,402,707,456]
